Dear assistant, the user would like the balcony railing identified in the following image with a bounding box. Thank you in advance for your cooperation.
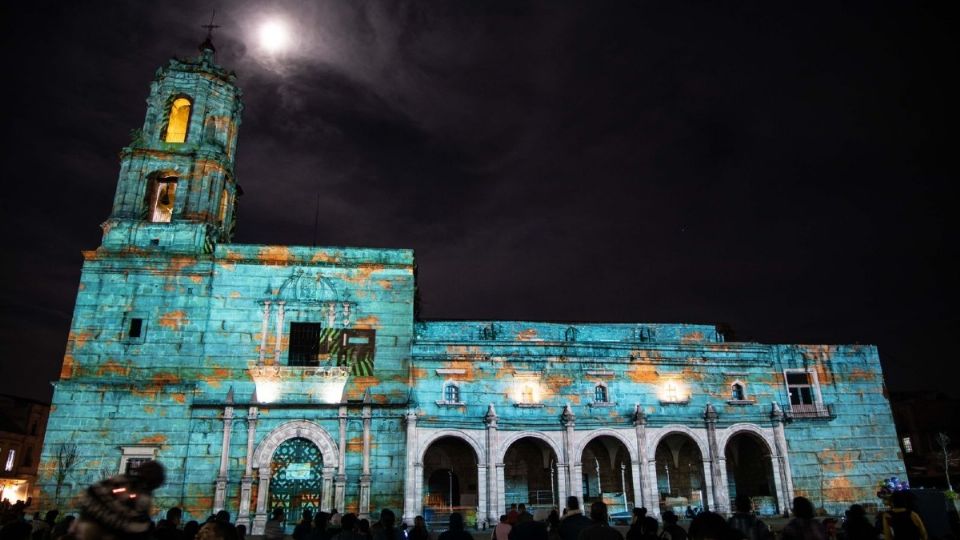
[787,402,834,419]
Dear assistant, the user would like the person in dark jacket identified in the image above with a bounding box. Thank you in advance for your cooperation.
[559,497,592,540]
[781,497,826,540]
[439,513,475,540]
[727,496,770,540]
[578,502,623,540]
[881,492,927,540]
[840,505,875,540]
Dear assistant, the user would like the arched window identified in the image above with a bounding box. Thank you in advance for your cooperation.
[147,176,178,223]
[164,97,192,143]
[731,382,745,401]
[444,382,461,403]
[594,384,609,403]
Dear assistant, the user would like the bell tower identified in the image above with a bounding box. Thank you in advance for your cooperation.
[102,35,242,253]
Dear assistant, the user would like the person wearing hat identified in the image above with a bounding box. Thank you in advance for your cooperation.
[74,460,166,540]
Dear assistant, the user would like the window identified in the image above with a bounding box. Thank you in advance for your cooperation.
[522,385,535,404]
[731,383,745,401]
[443,383,461,403]
[119,446,159,475]
[902,437,913,454]
[164,97,192,143]
[786,372,815,406]
[128,318,143,339]
[594,384,609,403]
[5,449,15,471]
[289,323,325,366]
[147,177,178,223]
[218,189,230,224]
[22,447,32,468]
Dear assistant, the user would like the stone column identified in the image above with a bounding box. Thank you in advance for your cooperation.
[237,405,258,529]
[561,404,580,503]
[477,464,488,529]
[322,467,336,513]
[253,469,270,534]
[258,302,271,365]
[703,404,726,513]
[272,301,285,364]
[484,404,499,524]
[403,410,419,524]
[214,396,234,513]
[771,403,794,507]
[647,460,661,518]
[335,405,347,512]
[633,405,648,509]
[360,405,372,519]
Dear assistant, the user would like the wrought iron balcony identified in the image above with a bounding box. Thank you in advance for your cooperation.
[787,402,835,419]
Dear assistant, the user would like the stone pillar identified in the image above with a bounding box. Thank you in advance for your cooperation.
[253,469,270,534]
[704,404,726,513]
[237,405,258,529]
[322,467,336,513]
[484,404,499,524]
[561,404,580,503]
[272,301,285,364]
[214,396,234,513]
[771,403,794,508]
[402,410,419,524]
[335,405,347,512]
[477,464,488,529]
[633,405,648,509]
[360,405,372,519]
[258,301,271,365]
[647,460,661,518]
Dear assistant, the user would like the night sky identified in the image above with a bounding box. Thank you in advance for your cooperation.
[0,2,955,403]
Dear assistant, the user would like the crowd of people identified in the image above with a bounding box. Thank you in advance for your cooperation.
[0,460,952,540]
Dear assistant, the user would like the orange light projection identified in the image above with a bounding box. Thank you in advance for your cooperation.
[164,98,191,143]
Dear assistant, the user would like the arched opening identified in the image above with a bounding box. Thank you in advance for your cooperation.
[580,436,634,517]
[731,383,745,401]
[164,97,192,143]
[504,437,559,514]
[594,384,609,403]
[654,433,707,514]
[725,432,778,515]
[146,174,178,223]
[269,437,324,530]
[422,436,478,528]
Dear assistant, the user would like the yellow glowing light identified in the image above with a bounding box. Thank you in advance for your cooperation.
[164,98,191,143]
[259,20,291,53]
[658,378,689,403]
[512,376,542,404]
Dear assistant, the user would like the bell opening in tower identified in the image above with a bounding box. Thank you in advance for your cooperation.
[148,177,178,223]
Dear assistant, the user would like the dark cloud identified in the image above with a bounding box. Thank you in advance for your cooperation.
[0,2,956,401]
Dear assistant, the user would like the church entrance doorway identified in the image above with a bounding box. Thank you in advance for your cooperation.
[422,436,479,529]
[269,437,324,528]
[504,437,559,514]
[580,436,634,516]
[654,433,707,514]
[725,432,778,515]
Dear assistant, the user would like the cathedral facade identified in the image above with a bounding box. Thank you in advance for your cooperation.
[38,43,904,534]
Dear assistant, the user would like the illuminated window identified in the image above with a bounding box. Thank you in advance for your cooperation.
[443,383,461,403]
[594,384,609,403]
[147,177,178,223]
[5,449,15,471]
[164,97,192,143]
[902,437,913,454]
[731,383,745,401]
[218,189,230,224]
[666,381,680,402]
[522,385,535,404]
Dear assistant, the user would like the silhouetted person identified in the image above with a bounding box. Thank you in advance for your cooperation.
[626,509,645,540]
[781,497,826,540]
[510,510,548,540]
[518,505,534,524]
[374,509,404,540]
[156,507,187,540]
[74,460,165,540]
[335,513,363,540]
[409,516,429,540]
[688,512,734,540]
[494,515,513,540]
[508,505,520,526]
[440,513,475,540]
[578,501,623,540]
[295,509,315,540]
[840,504,874,540]
[661,511,687,540]
[184,520,201,539]
[265,508,286,540]
[882,491,927,540]
[236,523,247,540]
[727,495,769,540]
[548,511,562,540]
[559,497,592,540]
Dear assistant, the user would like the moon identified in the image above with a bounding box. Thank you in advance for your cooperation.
[259,19,291,53]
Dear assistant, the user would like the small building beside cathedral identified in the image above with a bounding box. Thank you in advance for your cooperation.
[38,40,904,533]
